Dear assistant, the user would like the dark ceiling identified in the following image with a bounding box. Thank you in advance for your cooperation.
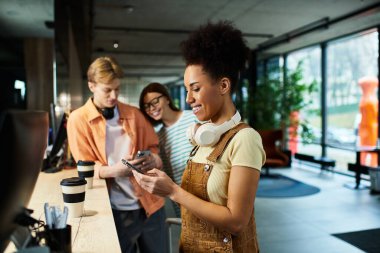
[1,0,380,84]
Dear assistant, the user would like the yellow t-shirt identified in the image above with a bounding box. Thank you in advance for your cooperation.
[190,128,265,205]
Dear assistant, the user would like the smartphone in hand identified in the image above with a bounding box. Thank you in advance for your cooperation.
[136,150,151,158]
[121,159,144,174]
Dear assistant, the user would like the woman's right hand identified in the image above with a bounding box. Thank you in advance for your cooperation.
[131,169,179,198]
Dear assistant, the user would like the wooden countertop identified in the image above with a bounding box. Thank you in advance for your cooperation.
[6,168,121,253]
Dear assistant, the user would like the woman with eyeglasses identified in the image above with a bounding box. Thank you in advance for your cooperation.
[139,82,197,217]
[133,21,265,252]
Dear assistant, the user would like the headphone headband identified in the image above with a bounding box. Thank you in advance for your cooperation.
[213,111,241,135]
[188,111,241,147]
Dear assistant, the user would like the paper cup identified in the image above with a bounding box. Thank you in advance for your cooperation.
[77,160,95,189]
[60,177,87,218]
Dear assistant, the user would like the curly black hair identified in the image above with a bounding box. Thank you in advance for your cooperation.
[180,20,250,91]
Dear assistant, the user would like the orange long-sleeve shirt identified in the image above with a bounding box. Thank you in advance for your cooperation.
[67,98,164,216]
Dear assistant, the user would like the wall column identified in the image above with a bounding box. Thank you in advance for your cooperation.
[24,38,54,111]
[68,22,84,109]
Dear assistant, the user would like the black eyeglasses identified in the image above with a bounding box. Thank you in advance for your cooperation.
[143,95,164,111]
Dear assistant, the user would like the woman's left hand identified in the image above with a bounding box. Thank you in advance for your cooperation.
[132,169,177,197]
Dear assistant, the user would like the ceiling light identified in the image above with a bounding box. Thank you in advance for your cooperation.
[113,41,119,49]
[123,5,134,13]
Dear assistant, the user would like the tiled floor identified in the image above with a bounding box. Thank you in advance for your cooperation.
[256,164,380,253]
[166,163,380,253]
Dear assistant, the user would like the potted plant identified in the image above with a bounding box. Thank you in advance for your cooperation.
[251,60,318,152]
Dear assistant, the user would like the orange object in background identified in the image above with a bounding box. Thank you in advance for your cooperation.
[358,76,379,166]
[288,111,299,155]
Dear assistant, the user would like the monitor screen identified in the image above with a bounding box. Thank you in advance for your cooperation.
[49,103,57,145]
[42,112,67,173]
[0,110,48,252]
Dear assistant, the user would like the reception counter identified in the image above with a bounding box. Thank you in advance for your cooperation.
[6,168,121,253]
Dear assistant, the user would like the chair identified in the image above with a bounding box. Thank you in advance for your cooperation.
[257,129,289,176]
[166,218,181,253]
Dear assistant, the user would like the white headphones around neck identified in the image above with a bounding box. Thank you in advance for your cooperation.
[186,111,241,147]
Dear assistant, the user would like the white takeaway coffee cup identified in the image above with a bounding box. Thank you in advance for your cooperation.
[77,160,95,189]
[60,177,87,218]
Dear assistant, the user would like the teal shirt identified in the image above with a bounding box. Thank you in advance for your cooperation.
[157,110,197,185]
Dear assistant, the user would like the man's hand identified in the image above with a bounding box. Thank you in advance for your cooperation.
[98,153,162,178]
[128,154,156,173]
[112,159,133,177]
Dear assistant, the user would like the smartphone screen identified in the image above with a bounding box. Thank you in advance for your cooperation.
[121,159,144,174]
[137,150,151,158]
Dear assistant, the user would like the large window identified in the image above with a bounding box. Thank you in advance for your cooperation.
[253,27,379,179]
[326,30,379,170]
[287,46,322,156]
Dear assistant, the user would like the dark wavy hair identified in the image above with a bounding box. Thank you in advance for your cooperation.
[139,82,180,126]
[180,20,250,92]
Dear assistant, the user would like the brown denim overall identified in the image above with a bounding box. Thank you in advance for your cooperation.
[179,123,259,253]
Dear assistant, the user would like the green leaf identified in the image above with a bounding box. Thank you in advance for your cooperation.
[252,60,317,142]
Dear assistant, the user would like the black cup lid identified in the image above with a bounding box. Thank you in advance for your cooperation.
[60,177,87,186]
[77,160,95,166]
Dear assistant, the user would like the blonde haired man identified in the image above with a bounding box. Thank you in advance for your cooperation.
[67,56,167,253]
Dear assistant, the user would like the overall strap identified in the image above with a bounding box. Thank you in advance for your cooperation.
[207,123,250,163]
[189,145,200,158]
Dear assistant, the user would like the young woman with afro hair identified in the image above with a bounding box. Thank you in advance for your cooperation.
[132,20,265,253]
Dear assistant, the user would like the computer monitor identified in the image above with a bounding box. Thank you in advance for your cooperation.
[49,103,57,145]
[42,112,68,173]
[0,110,48,252]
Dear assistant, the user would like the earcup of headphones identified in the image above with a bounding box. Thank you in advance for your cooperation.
[186,111,242,147]
[100,107,115,120]
[194,123,221,147]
